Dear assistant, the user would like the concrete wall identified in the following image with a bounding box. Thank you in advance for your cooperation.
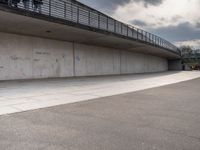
[120,51,168,74]
[0,32,74,80]
[0,32,168,80]
[74,44,121,76]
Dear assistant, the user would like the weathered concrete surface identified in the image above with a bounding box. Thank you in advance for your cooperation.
[0,32,169,80]
[74,43,121,76]
[0,71,200,116]
[0,76,200,150]
[120,50,168,74]
[74,43,168,76]
[0,32,74,80]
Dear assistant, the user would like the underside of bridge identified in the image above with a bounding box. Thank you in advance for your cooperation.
[0,2,181,81]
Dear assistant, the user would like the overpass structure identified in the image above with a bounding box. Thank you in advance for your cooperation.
[0,0,181,80]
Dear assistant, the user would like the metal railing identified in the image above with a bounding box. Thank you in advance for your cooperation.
[0,0,180,54]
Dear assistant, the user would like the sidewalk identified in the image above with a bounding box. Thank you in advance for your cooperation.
[0,71,200,116]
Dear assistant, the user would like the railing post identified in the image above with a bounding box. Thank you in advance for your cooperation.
[64,2,66,19]
[98,14,100,29]
[149,33,151,43]
[153,35,155,45]
[159,38,161,46]
[155,36,157,45]
[127,25,128,36]
[49,0,52,16]
[137,29,139,40]
[145,32,147,42]
[114,20,116,33]
[88,10,90,25]
[77,7,79,23]
[106,17,109,30]
[121,24,123,35]
[157,38,159,46]
[131,28,134,38]
[141,30,143,40]
[71,2,73,21]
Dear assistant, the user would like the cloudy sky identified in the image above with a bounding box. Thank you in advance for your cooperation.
[78,0,200,49]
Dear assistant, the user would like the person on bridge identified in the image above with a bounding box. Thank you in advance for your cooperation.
[33,0,43,13]
[11,0,20,8]
[22,0,30,10]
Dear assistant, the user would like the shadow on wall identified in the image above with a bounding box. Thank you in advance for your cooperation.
[168,59,183,71]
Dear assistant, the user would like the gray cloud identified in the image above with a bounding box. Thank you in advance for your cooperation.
[196,22,200,28]
[136,0,163,7]
[78,0,131,13]
[78,0,164,14]
[149,22,200,42]
[171,15,182,22]
[131,19,147,26]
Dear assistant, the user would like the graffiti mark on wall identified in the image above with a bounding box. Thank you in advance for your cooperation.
[35,51,50,55]
[10,56,19,60]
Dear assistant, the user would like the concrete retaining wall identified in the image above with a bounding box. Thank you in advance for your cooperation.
[120,51,168,74]
[0,32,168,80]
[74,44,121,76]
[0,32,74,80]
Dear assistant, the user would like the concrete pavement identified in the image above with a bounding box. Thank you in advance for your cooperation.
[0,74,200,149]
[1,71,200,115]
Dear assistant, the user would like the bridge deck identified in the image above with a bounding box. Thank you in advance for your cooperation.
[0,0,180,58]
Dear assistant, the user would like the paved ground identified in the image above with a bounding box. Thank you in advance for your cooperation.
[0,76,200,150]
[1,71,200,115]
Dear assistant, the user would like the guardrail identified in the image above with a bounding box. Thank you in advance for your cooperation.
[183,54,200,59]
[0,0,180,54]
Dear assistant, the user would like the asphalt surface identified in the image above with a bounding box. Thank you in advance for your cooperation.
[0,78,200,150]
